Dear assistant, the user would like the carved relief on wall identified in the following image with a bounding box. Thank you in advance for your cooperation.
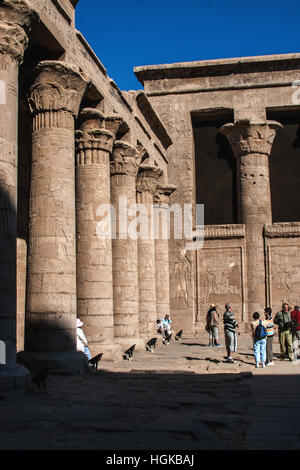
[198,247,244,322]
[268,245,300,308]
[171,245,192,308]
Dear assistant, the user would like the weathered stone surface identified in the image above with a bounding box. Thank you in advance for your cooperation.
[137,164,162,337]
[25,61,88,366]
[75,108,121,358]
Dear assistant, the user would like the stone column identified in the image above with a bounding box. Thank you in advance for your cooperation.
[19,61,88,373]
[153,184,177,319]
[111,140,143,348]
[136,164,162,337]
[75,108,121,360]
[220,120,282,317]
[0,0,37,389]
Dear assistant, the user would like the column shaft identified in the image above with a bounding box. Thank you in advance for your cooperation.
[111,141,141,347]
[0,1,37,388]
[154,185,176,319]
[75,109,121,359]
[21,61,88,372]
[220,120,282,317]
[137,165,162,336]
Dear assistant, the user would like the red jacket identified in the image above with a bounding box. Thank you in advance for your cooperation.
[291,310,300,330]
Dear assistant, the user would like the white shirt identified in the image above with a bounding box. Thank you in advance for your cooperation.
[77,327,88,352]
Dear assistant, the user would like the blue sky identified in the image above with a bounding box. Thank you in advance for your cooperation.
[75,0,300,91]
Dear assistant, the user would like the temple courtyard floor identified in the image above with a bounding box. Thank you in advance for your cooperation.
[1,332,300,450]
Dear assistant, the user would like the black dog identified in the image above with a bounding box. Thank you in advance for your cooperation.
[175,330,183,341]
[123,344,136,360]
[31,368,50,392]
[88,353,103,370]
[146,337,157,352]
[163,333,172,345]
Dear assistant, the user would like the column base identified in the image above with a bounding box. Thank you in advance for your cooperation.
[17,351,87,375]
[89,342,123,362]
[113,337,146,353]
[0,363,30,393]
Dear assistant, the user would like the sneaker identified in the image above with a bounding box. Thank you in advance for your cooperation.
[209,344,213,347]
[255,363,259,368]
[227,357,236,364]
[215,343,222,347]
[262,362,266,368]
[266,361,274,366]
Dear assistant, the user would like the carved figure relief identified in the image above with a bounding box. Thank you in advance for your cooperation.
[172,245,191,307]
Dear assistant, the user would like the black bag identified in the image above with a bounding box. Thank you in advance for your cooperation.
[282,322,292,332]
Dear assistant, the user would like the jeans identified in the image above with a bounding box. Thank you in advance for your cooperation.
[84,345,92,360]
[253,338,266,364]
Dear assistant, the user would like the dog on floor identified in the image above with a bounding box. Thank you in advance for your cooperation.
[146,337,157,352]
[88,353,103,370]
[123,344,136,360]
[175,330,183,341]
[31,368,50,392]
[162,333,172,345]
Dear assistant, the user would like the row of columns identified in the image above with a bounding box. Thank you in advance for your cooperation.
[24,63,176,367]
[0,0,176,376]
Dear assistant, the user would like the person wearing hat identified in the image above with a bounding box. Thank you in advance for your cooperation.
[206,304,222,347]
[76,318,92,360]
[291,305,300,362]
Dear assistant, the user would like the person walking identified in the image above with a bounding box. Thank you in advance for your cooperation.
[251,312,268,368]
[274,303,293,361]
[291,305,300,363]
[223,303,238,363]
[206,304,222,347]
[264,307,274,366]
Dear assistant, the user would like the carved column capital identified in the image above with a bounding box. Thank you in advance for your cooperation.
[136,164,163,196]
[104,115,124,136]
[110,141,141,176]
[0,0,38,63]
[219,120,283,157]
[76,108,114,164]
[154,184,177,205]
[28,61,88,116]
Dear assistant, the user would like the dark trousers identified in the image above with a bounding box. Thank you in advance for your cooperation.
[266,335,273,363]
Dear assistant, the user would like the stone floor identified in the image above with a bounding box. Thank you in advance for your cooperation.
[0,332,300,450]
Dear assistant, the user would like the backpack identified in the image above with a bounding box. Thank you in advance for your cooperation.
[254,320,267,341]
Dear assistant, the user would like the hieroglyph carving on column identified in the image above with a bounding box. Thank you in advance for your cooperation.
[24,62,88,368]
[111,140,142,345]
[153,184,177,319]
[136,164,162,337]
[0,0,37,379]
[219,119,282,317]
[75,108,122,359]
